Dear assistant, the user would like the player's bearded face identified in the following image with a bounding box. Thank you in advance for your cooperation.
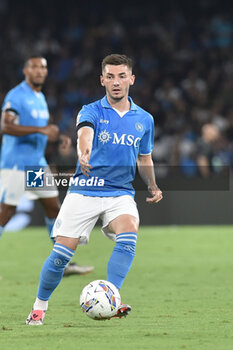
[101,65,135,101]
[24,58,48,87]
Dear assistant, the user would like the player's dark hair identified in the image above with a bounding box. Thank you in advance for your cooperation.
[24,55,47,67]
[102,54,133,72]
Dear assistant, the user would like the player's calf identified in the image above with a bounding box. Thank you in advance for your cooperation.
[37,243,75,300]
[26,243,75,326]
[107,232,137,290]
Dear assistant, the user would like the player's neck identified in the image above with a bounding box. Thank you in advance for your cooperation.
[107,95,130,112]
[26,79,42,93]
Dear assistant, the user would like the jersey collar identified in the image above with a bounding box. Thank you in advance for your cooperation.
[101,95,138,111]
[21,80,34,92]
[21,80,42,96]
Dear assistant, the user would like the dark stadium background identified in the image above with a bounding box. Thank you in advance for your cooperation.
[0,0,233,227]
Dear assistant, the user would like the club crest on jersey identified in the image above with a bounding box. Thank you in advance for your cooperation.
[135,122,143,132]
[98,130,112,144]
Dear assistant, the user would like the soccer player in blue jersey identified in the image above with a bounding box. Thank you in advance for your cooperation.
[26,54,163,325]
[0,56,94,276]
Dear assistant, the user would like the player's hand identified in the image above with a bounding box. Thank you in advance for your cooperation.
[59,134,71,150]
[146,186,163,204]
[79,150,92,177]
[40,124,59,141]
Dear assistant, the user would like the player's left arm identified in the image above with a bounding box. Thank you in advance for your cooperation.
[137,154,163,204]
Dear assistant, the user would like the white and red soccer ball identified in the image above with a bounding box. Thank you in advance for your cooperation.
[80,280,121,320]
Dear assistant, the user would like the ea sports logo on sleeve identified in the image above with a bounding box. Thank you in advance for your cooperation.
[26,167,45,188]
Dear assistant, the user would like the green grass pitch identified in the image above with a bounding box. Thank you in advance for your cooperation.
[1,226,233,350]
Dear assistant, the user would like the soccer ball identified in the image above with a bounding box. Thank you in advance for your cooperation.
[80,280,121,320]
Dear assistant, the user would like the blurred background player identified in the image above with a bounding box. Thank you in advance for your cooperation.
[26,54,162,325]
[0,56,94,276]
[197,123,222,178]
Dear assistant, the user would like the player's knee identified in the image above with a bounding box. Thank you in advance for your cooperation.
[56,236,79,251]
[123,217,139,234]
[127,218,139,233]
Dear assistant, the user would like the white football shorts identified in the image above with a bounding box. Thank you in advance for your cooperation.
[52,193,139,245]
[0,167,59,206]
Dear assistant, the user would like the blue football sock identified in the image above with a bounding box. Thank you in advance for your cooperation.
[37,243,74,301]
[45,216,56,244]
[107,232,137,290]
[0,225,3,238]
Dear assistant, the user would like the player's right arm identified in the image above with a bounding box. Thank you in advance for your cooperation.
[77,127,94,177]
[1,110,59,141]
[76,104,97,177]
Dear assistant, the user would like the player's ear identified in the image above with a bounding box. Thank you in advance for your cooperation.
[130,75,135,86]
[23,66,27,76]
[100,75,105,87]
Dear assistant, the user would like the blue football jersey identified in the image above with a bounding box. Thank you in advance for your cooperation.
[1,81,50,170]
[70,96,154,197]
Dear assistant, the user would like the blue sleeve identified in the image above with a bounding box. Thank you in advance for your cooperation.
[139,115,154,155]
[76,104,98,129]
[2,89,21,115]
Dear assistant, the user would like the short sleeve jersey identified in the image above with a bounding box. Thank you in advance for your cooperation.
[1,81,50,170]
[70,96,154,197]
